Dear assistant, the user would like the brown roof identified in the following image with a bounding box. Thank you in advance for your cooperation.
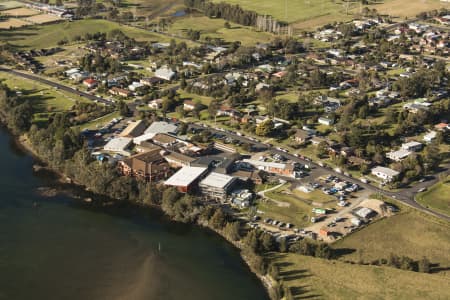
[152,133,177,145]
[165,151,196,164]
[123,149,166,174]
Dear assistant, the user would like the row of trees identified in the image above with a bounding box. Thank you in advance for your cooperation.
[184,0,258,27]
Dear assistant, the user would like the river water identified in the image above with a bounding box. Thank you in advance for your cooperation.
[0,127,269,300]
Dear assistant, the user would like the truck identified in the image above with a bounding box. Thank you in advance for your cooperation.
[312,208,327,215]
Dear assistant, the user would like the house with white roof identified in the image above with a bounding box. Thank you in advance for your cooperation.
[155,66,176,81]
[371,166,400,182]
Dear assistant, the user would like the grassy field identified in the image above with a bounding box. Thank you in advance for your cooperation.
[78,111,121,130]
[333,209,450,276]
[358,0,450,18]
[0,72,85,111]
[169,15,273,46]
[417,176,450,216]
[2,7,40,16]
[0,18,29,29]
[0,1,23,10]
[270,253,450,299]
[0,19,178,49]
[211,0,352,24]
[258,186,312,228]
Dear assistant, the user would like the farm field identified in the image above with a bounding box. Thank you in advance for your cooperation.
[416,176,450,216]
[24,13,61,24]
[1,7,40,16]
[357,0,449,18]
[0,0,23,10]
[169,15,273,46]
[210,0,355,24]
[0,19,184,49]
[0,17,29,29]
[270,253,450,300]
[333,209,450,276]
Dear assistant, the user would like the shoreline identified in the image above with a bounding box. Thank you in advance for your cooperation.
[3,124,275,299]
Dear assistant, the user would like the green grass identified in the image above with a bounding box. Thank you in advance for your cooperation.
[333,209,450,276]
[169,15,273,46]
[0,1,24,10]
[0,19,179,49]
[0,72,85,114]
[77,111,120,130]
[178,89,213,106]
[211,0,352,24]
[417,176,450,216]
[258,188,312,228]
[293,189,335,204]
[269,252,450,300]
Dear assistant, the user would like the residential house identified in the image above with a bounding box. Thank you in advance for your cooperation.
[293,129,310,144]
[183,100,195,111]
[83,78,98,89]
[148,98,163,109]
[109,87,131,97]
[371,166,400,182]
[318,117,334,126]
[423,130,437,143]
[155,66,176,81]
[401,141,423,152]
[386,149,411,162]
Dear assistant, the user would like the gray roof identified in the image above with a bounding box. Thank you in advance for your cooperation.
[164,166,207,187]
[144,121,178,135]
[199,172,236,189]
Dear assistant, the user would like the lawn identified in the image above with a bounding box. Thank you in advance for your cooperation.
[269,252,450,299]
[169,15,273,46]
[416,176,450,216]
[258,187,312,228]
[77,111,121,130]
[0,72,85,114]
[293,189,335,204]
[333,209,450,276]
[0,19,180,49]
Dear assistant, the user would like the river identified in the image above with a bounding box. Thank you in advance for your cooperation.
[0,127,269,300]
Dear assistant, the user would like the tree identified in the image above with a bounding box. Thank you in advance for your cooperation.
[315,243,332,259]
[268,263,279,280]
[224,221,241,241]
[418,257,431,273]
[261,232,275,252]
[118,101,130,117]
[255,119,274,136]
[316,141,328,158]
[244,229,260,253]
[210,208,226,229]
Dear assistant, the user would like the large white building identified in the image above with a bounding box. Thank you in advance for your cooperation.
[155,66,176,81]
[103,137,133,156]
[386,149,411,162]
[199,172,237,201]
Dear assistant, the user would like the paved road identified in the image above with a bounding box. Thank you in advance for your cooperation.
[0,67,112,106]
[189,123,450,222]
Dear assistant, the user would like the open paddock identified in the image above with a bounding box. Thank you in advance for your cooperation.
[2,7,40,17]
[24,14,62,24]
[0,18,29,29]
[0,1,24,10]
